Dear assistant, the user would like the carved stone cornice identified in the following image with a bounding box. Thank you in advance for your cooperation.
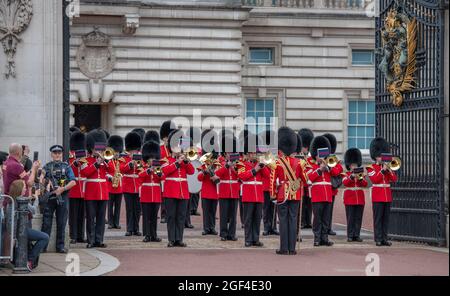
[122,13,140,35]
[0,0,33,79]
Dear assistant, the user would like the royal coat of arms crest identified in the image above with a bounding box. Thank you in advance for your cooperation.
[377,6,418,107]
[76,27,116,80]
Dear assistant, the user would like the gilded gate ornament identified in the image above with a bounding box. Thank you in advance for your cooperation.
[0,0,33,79]
[377,6,418,107]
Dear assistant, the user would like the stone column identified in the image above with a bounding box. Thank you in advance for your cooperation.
[0,0,63,164]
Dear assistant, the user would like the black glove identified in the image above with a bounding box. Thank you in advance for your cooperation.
[73,160,80,168]
[317,169,323,176]
[146,168,152,175]
[108,176,113,182]
[175,162,181,169]
[129,162,134,169]
[94,162,100,169]
[251,169,257,177]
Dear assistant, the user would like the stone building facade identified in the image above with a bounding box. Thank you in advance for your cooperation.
[69,0,375,156]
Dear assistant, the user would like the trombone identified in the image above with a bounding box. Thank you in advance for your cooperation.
[387,157,402,171]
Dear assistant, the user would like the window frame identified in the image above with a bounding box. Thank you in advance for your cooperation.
[244,41,282,67]
[351,49,375,66]
[245,97,276,135]
[248,47,274,65]
[347,100,376,153]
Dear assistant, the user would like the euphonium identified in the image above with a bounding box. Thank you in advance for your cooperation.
[387,157,402,171]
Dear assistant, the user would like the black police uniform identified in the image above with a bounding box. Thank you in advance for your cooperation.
[41,145,76,252]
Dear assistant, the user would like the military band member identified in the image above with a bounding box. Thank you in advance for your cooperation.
[161,130,195,247]
[306,136,341,247]
[159,120,176,223]
[120,132,143,236]
[260,130,279,237]
[299,128,314,229]
[187,127,202,218]
[69,132,87,244]
[81,130,113,248]
[237,134,269,248]
[272,127,308,255]
[343,148,367,242]
[367,137,398,247]
[106,135,125,230]
[215,135,240,241]
[139,141,163,243]
[322,133,343,236]
[41,145,77,253]
[198,129,220,236]
[132,128,146,143]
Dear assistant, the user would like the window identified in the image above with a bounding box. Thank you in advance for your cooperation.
[245,98,275,134]
[352,49,374,66]
[348,101,375,150]
[249,48,274,64]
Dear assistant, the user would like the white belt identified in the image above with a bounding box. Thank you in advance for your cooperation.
[220,180,239,184]
[84,179,106,183]
[311,182,331,186]
[165,177,187,182]
[242,181,262,185]
[372,184,391,188]
[76,177,86,181]
[123,174,139,178]
[344,187,365,191]
[141,183,160,187]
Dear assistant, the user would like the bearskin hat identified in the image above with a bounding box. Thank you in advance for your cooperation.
[259,130,277,148]
[187,127,202,146]
[322,133,337,154]
[160,120,175,140]
[108,135,124,153]
[201,129,219,154]
[370,137,390,160]
[70,131,86,151]
[0,151,9,165]
[125,132,142,152]
[69,126,81,134]
[144,130,160,144]
[131,128,145,141]
[277,127,297,156]
[344,148,362,170]
[310,136,331,159]
[296,133,303,154]
[86,130,107,153]
[95,128,110,140]
[142,141,161,162]
[298,128,314,150]
[167,129,184,154]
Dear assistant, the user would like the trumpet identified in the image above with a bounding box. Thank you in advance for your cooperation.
[104,147,115,160]
[387,157,402,171]
[325,154,339,168]
[183,147,199,161]
[258,152,277,169]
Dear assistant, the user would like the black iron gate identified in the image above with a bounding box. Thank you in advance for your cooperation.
[375,0,447,245]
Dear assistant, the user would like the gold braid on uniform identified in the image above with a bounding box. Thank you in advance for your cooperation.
[269,161,278,199]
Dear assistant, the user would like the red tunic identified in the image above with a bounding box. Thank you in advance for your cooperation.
[161,157,195,200]
[119,154,141,194]
[271,155,308,203]
[80,157,113,201]
[160,145,169,161]
[198,166,219,199]
[69,157,84,199]
[106,158,125,194]
[367,164,397,203]
[237,160,269,203]
[138,164,163,203]
[215,162,240,199]
[305,160,341,203]
[342,171,368,205]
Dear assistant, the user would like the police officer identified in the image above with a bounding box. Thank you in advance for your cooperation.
[40,145,76,253]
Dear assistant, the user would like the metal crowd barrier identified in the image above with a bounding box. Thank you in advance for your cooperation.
[0,194,15,262]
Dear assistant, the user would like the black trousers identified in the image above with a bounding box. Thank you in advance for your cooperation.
[124,193,141,233]
[142,203,160,238]
[328,195,336,230]
[243,202,263,244]
[373,202,391,242]
[312,202,332,243]
[202,198,218,232]
[345,205,364,239]
[165,198,188,243]
[85,200,107,245]
[185,194,193,226]
[69,198,85,241]
[278,200,300,252]
[219,199,238,239]
[301,188,312,227]
[42,196,69,251]
[108,193,122,228]
[239,196,244,226]
[190,193,200,214]
[263,191,277,232]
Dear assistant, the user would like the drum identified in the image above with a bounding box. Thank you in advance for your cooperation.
[188,159,202,194]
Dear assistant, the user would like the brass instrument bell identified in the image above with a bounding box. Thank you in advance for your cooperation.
[387,157,402,171]
[325,154,339,168]
[103,147,115,160]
